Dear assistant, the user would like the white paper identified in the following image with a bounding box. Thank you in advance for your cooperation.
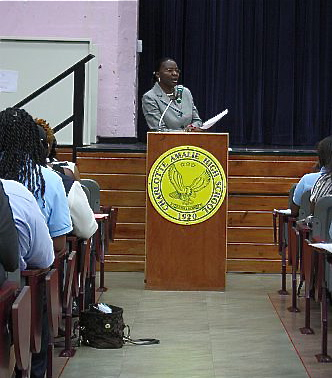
[308,243,332,254]
[201,109,228,130]
[0,70,18,93]
[273,208,291,215]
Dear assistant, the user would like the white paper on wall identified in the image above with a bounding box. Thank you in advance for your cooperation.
[0,70,18,93]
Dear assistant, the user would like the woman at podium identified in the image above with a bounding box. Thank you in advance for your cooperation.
[142,57,202,132]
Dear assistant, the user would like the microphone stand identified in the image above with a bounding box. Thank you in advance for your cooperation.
[158,99,174,130]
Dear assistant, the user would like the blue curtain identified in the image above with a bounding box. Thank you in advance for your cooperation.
[138,0,332,147]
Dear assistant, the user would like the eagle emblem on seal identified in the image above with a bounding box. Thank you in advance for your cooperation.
[168,164,211,205]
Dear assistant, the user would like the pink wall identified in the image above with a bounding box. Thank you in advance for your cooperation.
[0,1,138,138]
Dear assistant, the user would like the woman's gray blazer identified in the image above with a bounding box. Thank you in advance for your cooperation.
[142,83,202,131]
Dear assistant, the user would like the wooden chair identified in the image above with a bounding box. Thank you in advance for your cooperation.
[299,196,332,361]
[272,184,296,294]
[0,280,19,377]
[296,193,317,335]
[66,236,80,301]
[295,189,312,298]
[80,183,91,208]
[305,242,332,362]
[66,236,93,312]
[299,238,316,335]
[59,251,77,358]
[94,212,111,292]
[286,215,300,312]
[45,269,60,378]
[21,268,50,354]
[78,239,92,313]
[80,178,118,293]
[287,190,312,313]
[52,245,69,323]
[12,286,32,378]
[311,195,332,241]
[80,179,101,213]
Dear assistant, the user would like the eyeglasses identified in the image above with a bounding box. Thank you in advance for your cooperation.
[164,68,181,74]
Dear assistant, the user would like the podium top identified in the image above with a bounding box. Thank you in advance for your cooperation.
[148,131,229,136]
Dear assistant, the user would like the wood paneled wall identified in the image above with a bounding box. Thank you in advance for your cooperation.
[71,150,316,273]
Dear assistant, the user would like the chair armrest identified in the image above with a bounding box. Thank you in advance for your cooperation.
[21,267,50,278]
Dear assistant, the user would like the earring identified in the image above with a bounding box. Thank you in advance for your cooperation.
[158,77,160,83]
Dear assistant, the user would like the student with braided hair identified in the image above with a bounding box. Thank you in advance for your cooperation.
[35,118,97,240]
[35,117,81,180]
[0,107,72,378]
[0,180,19,287]
[0,107,72,253]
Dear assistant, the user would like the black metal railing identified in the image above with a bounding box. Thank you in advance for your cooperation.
[14,54,95,162]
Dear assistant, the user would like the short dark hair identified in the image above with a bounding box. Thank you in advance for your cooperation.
[152,57,176,83]
[317,135,332,173]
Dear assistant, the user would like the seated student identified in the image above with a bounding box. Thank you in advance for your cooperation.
[291,136,332,217]
[309,136,332,235]
[1,179,54,378]
[35,118,81,181]
[310,154,332,213]
[35,119,98,240]
[1,179,54,270]
[0,107,71,378]
[0,181,19,287]
[49,138,81,180]
[0,107,73,254]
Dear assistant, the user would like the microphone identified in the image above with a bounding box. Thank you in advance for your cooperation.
[176,85,183,103]
[158,85,183,130]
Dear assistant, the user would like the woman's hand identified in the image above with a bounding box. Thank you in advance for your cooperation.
[185,124,203,132]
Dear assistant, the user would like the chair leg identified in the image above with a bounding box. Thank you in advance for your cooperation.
[47,342,53,378]
[316,286,332,362]
[278,215,289,295]
[300,295,314,334]
[288,269,300,312]
[97,221,108,292]
[90,244,97,304]
[288,226,300,312]
[97,261,106,292]
[300,247,314,334]
[315,256,332,362]
[279,243,289,295]
[59,298,76,358]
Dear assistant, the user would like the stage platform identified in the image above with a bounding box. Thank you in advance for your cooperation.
[76,141,317,156]
[59,142,317,273]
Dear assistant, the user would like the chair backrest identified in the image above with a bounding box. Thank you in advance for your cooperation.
[45,269,60,338]
[21,268,49,353]
[0,280,18,377]
[298,190,311,220]
[12,285,31,372]
[80,183,91,207]
[63,251,77,311]
[80,179,100,212]
[311,195,332,241]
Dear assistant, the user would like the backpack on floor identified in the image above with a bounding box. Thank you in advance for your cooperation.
[79,304,125,349]
[79,304,160,349]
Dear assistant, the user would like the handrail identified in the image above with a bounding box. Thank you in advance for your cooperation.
[13,54,94,108]
[13,54,95,162]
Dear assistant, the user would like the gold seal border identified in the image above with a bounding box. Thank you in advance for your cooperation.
[148,145,227,225]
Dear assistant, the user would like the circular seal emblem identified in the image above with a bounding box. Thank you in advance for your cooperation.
[147,145,227,225]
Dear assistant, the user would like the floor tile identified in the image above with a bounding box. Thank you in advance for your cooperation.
[57,272,322,378]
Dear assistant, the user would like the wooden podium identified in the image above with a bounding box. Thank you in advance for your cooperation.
[145,132,228,291]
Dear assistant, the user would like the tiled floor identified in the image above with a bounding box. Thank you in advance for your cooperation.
[55,272,332,378]
[270,291,332,378]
